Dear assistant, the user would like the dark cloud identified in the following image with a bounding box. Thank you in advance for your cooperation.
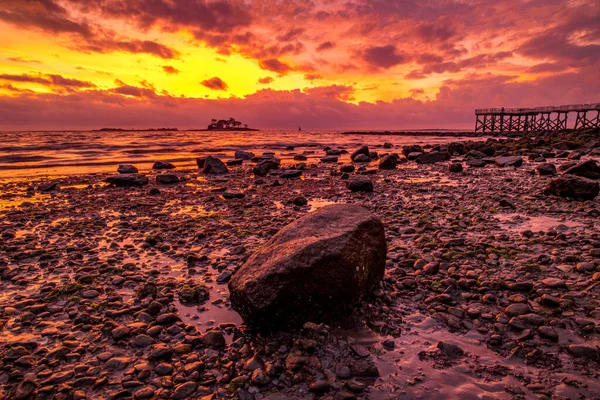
[0,0,93,37]
[201,77,228,90]
[303,73,322,81]
[258,77,274,84]
[259,58,294,74]
[111,85,156,98]
[79,39,180,59]
[7,57,42,64]
[361,45,408,69]
[316,41,335,52]
[0,73,95,88]
[75,0,252,33]
[277,28,305,42]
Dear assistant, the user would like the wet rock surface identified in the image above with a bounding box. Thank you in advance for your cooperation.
[229,204,386,330]
[1,129,600,399]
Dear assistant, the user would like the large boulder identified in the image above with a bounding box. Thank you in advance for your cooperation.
[351,146,370,161]
[415,152,450,164]
[202,156,229,174]
[229,204,386,330]
[563,160,600,180]
[105,174,148,187]
[544,176,599,200]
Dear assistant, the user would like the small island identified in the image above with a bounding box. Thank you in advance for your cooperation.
[201,118,259,131]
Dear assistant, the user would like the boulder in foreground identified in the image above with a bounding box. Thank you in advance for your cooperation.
[229,204,386,330]
[544,176,599,200]
[105,174,148,187]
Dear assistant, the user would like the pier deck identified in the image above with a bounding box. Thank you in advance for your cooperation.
[474,103,600,133]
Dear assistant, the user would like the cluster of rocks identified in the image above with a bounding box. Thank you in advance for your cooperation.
[2,127,600,399]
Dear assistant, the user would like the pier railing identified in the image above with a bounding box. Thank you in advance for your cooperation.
[474,103,600,133]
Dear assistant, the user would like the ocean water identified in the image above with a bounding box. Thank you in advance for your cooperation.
[0,129,477,178]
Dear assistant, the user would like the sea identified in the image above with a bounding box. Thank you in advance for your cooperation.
[0,129,478,178]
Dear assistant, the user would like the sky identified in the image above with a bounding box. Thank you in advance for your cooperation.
[0,0,598,131]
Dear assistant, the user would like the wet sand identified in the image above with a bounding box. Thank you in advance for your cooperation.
[1,131,600,399]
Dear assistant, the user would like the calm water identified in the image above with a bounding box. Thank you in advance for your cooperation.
[0,129,478,178]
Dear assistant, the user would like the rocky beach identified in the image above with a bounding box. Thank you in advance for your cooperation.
[1,128,600,400]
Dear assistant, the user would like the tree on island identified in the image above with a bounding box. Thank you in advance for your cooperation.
[207,117,247,130]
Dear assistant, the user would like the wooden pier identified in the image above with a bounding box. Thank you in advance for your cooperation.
[475,103,600,133]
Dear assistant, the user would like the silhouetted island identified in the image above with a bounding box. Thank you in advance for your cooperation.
[195,118,259,131]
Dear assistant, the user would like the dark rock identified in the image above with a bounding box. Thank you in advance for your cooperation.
[448,142,466,155]
[202,156,229,174]
[156,174,179,184]
[223,191,245,199]
[378,155,397,170]
[226,159,243,166]
[152,161,175,170]
[321,155,339,163]
[383,142,393,149]
[449,162,463,173]
[536,163,556,176]
[563,160,600,180]
[235,150,255,160]
[172,382,197,399]
[402,145,423,156]
[229,204,386,330]
[202,331,226,349]
[294,155,308,161]
[495,156,523,167]
[293,196,308,206]
[340,164,355,173]
[416,152,450,164]
[437,341,464,357]
[353,154,371,163]
[544,176,599,200]
[348,178,373,192]
[105,174,148,187]
[38,182,59,192]
[254,159,280,176]
[118,164,138,174]
[467,159,486,168]
[281,170,302,178]
[351,146,370,161]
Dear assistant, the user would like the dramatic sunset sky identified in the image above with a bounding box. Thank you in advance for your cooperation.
[0,0,598,130]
